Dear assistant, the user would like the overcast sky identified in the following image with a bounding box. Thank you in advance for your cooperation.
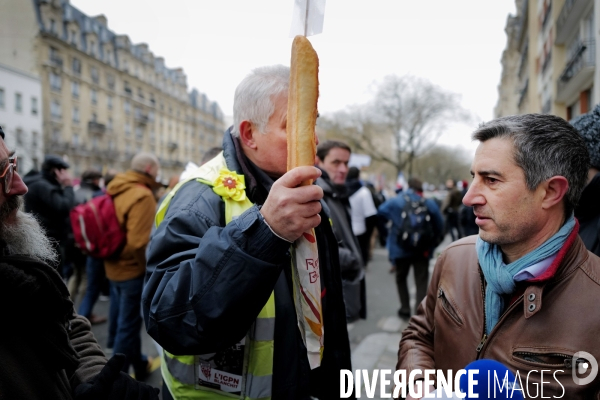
[71,0,516,154]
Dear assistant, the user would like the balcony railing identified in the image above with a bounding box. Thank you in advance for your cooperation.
[559,40,595,83]
[49,56,63,68]
[557,40,595,102]
[167,141,178,151]
[88,121,106,135]
[135,114,149,125]
[556,0,587,44]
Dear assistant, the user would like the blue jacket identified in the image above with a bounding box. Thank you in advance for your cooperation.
[378,189,444,260]
[142,129,352,399]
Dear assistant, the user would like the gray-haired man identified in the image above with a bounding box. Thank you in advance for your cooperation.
[399,114,600,399]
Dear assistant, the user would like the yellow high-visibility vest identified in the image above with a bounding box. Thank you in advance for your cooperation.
[156,152,275,400]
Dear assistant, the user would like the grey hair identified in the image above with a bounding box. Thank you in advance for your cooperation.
[231,65,290,137]
[472,114,590,217]
[131,152,159,172]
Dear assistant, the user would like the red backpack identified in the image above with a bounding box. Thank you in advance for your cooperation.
[70,194,126,259]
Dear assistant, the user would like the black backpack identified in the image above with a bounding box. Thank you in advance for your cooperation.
[397,195,436,252]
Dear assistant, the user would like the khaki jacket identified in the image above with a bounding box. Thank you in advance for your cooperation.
[104,170,160,282]
[398,235,600,399]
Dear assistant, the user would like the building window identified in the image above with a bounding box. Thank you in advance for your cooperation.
[106,74,115,90]
[124,100,131,114]
[0,88,4,109]
[125,123,131,136]
[49,72,61,92]
[15,93,22,112]
[72,133,79,146]
[51,99,61,119]
[32,131,39,148]
[124,81,132,95]
[52,128,60,142]
[90,40,96,57]
[70,29,77,46]
[49,19,56,34]
[31,97,38,115]
[138,88,144,100]
[71,81,80,98]
[107,117,113,130]
[49,46,60,63]
[16,128,23,145]
[91,89,97,105]
[72,57,81,75]
[107,95,113,110]
[72,106,79,123]
[91,67,99,84]
[92,137,99,150]
[135,126,143,139]
[91,113,97,122]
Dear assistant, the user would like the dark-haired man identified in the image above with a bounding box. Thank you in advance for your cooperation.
[398,114,600,399]
[316,140,366,321]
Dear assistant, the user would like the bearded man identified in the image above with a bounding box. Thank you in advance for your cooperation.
[0,126,158,399]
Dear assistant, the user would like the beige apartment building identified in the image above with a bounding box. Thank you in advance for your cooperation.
[496,0,599,121]
[0,0,225,179]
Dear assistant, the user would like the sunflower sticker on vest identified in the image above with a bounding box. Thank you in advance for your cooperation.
[213,169,247,202]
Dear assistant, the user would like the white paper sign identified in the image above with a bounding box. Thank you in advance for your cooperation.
[289,0,326,37]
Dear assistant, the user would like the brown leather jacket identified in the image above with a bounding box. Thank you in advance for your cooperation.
[398,235,600,399]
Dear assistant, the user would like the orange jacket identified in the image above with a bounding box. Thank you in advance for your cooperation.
[104,170,160,282]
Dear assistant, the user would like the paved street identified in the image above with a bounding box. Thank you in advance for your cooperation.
[87,236,452,399]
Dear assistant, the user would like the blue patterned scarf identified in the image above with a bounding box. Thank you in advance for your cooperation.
[476,215,575,334]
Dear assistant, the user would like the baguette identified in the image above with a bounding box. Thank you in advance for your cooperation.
[287,35,319,185]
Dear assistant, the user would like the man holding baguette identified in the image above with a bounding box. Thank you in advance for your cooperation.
[143,65,352,400]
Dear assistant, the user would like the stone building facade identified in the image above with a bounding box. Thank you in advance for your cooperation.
[0,0,225,179]
[495,0,599,120]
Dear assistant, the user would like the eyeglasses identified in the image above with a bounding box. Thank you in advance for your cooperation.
[0,156,18,194]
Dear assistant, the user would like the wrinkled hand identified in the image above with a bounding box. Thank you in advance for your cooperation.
[74,354,159,400]
[55,168,73,187]
[261,166,323,242]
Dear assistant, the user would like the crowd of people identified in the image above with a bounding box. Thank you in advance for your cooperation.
[1,64,600,399]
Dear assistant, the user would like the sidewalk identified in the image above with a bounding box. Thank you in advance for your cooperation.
[348,236,453,398]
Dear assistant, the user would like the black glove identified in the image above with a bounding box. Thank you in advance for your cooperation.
[74,353,160,400]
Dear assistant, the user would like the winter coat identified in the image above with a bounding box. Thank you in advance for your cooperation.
[316,173,366,321]
[23,170,75,243]
[378,189,444,260]
[575,171,600,256]
[0,250,106,399]
[143,129,353,399]
[104,171,160,282]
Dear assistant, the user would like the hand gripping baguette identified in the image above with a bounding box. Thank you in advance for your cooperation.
[287,35,319,186]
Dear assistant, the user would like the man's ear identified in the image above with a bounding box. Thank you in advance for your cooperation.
[541,176,569,210]
[239,120,257,149]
